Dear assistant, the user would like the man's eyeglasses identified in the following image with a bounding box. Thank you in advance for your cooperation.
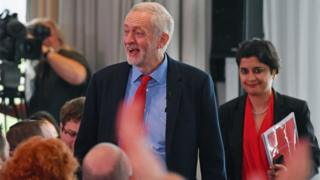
[62,127,78,138]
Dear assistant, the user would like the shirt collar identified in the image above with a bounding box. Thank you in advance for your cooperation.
[132,54,168,84]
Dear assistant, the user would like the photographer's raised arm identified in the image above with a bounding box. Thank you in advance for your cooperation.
[43,45,87,85]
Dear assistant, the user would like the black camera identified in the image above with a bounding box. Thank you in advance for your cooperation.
[0,10,51,104]
[0,9,50,63]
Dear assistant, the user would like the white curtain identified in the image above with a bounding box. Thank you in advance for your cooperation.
[59,0,212,72]
[264,1,320,179]
[26,0,59,22]
[164,0,212,72]
[59,0,130,71]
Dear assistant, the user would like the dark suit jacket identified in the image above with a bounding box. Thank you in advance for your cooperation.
[219,91,320,180]
[75,55,226,180]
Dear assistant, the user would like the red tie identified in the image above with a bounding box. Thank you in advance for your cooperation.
[134,75,151,117]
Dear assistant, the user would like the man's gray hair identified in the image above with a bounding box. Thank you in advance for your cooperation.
[129,2,174,50]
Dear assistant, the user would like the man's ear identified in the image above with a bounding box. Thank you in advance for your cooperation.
[157,32,169,49]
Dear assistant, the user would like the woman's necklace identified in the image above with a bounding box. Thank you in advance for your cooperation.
[253,107,269,116]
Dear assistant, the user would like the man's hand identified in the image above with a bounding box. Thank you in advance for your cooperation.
[116,98,185,180]
[274,140,311,180]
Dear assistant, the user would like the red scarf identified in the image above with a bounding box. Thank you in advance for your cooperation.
[242,93,274,180]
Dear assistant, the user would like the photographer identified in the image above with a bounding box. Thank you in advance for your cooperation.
[26,18,90,122]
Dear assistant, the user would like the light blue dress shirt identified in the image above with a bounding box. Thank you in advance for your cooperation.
[125,55,168,165]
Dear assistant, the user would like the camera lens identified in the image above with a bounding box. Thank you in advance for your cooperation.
[32,25,51,41]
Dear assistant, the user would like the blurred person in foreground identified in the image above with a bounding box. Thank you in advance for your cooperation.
[248,139,313,180]
[75,2,225,179]
[275,139,312,180]
[26,18,90,121]
[1,136,78,180]
[82,143,131,180]
[60,96,85,152]
[219,38,320,180]
[117,97,185,180]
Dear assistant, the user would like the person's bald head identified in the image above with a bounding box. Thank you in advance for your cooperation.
[82,143,131,180]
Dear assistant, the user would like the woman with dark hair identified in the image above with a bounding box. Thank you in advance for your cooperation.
[219,38,320,180]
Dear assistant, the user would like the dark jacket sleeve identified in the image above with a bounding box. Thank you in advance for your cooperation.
[74,73,99,163]
[219,103,232,179]
[199,74,227,180]
[295,101,320,175]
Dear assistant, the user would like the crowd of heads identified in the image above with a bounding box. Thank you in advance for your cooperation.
[0,92,186,179]
[0,96,85,179]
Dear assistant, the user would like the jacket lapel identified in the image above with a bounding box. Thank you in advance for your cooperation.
[273,91,286,124]
[112,63,131,103]
[230,95,246,176]
[165,58,183,155]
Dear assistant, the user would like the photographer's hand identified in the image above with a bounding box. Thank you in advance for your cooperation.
[42,45,54,59]
[42,45,87,85]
